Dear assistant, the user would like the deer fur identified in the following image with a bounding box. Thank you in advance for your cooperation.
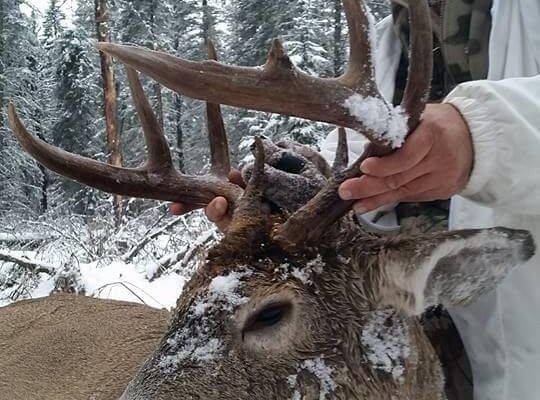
[0,208,533,399]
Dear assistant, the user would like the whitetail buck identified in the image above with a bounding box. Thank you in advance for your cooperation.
[1,1,535,399]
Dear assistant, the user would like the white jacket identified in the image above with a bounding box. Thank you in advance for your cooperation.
[321,2,540,399]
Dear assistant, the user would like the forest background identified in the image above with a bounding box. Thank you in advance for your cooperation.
[0,0,389,308]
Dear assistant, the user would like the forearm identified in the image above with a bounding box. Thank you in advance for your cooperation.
[445,75,540,214]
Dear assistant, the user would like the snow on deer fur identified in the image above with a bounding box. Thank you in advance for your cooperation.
[360,310,411,381]
[160,269,252,371]
[288,356,337,400]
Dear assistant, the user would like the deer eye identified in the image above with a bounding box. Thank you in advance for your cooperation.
[242,302,292,335]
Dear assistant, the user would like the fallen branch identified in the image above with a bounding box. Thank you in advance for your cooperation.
[0,232,58,244]
[0,251,55,275]
[122,216,186,263]
[148,231,216,281]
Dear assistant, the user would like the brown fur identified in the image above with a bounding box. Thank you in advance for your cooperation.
[0,225,533,399]
[0,294,168,400]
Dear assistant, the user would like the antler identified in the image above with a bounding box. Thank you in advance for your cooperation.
[98,0,432,248]
[273,0,433,248]
[98,1,407,151]
[7,43,242,208]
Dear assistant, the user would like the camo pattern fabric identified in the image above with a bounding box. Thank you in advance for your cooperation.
[391,0,493,103]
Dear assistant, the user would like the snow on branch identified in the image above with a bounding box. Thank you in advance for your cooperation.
[122,216,186,263]
[0,232,58,244]
[148,231,216,281]
[0,251,55,275]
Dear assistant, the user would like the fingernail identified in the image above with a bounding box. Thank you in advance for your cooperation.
[338,188,352,200]
[360,159,371,174]
[215,200,227,214]
[353,202,368,215]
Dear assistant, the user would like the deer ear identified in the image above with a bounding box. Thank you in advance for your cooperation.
[377,227,535,315]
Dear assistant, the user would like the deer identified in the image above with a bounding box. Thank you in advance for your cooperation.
[0,1,535,399]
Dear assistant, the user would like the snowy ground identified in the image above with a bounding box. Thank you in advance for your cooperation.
[0,257,186,309]
[0,210,215,310]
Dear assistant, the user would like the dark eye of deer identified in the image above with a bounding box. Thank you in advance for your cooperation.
[242,302,292,336]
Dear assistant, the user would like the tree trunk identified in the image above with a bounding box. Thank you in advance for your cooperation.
[149,0,164,129]
[95,0,123,227]
[202,0,210,46]
[174,94,184,171]
[173,32,184,171]
[333,0,344,77]
[36,132,49,213]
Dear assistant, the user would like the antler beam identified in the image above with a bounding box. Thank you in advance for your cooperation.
[97,0,402,150]
[7,43,242,208]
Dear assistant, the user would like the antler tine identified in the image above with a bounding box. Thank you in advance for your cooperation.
[205,40,231,178]
[97,0,394,150]
[273,0,432,249]
[125,66,173,171]
[332,127,349,173]
[340,0,376,89]
[401,0,433,130]
[217,137,270,252]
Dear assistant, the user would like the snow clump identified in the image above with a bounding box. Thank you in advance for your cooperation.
[343,94,408,148]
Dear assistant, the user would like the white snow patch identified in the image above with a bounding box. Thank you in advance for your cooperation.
[360,310,411,381]
[194,270,252,316]
[0,256,185,310]
[364,2,378,68]
[274,255,325,285]
[296,356,337,400]
[288,374,302,400]
[344,94,408,148]
[160,330,223,372]
[80,261,185,309]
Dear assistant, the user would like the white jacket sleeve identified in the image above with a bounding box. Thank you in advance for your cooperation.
[445,75,540,214]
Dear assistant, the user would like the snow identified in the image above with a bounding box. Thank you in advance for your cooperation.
[80,261,185,309]
[0,253,186,309]
[193,269,252,315]
[159,269,253,372]
[288,356,337,400]
[360,310,411,381]
[344,94,408,148]
[160,326,223,372]
[274,255,325,285]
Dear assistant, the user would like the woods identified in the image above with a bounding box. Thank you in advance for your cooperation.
[0,0,389,306]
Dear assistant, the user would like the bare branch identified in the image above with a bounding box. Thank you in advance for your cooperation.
[0,251,55,275]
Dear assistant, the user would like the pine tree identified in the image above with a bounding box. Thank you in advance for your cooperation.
[0,0,46,217]
[225,0,334,151]
[51,26,102,211]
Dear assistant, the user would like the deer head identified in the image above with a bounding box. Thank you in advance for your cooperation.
[6,1,535,399]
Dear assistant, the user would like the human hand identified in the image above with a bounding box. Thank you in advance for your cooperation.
[338,103,473,213]
[169,169,244,231]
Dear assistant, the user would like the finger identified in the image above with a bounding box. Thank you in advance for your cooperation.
[205,196,229,223]
[352,173,439,214]
[228,169,245,187]
[360,126,433,177]
[169,202,201,215]
[339,162,431,200]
